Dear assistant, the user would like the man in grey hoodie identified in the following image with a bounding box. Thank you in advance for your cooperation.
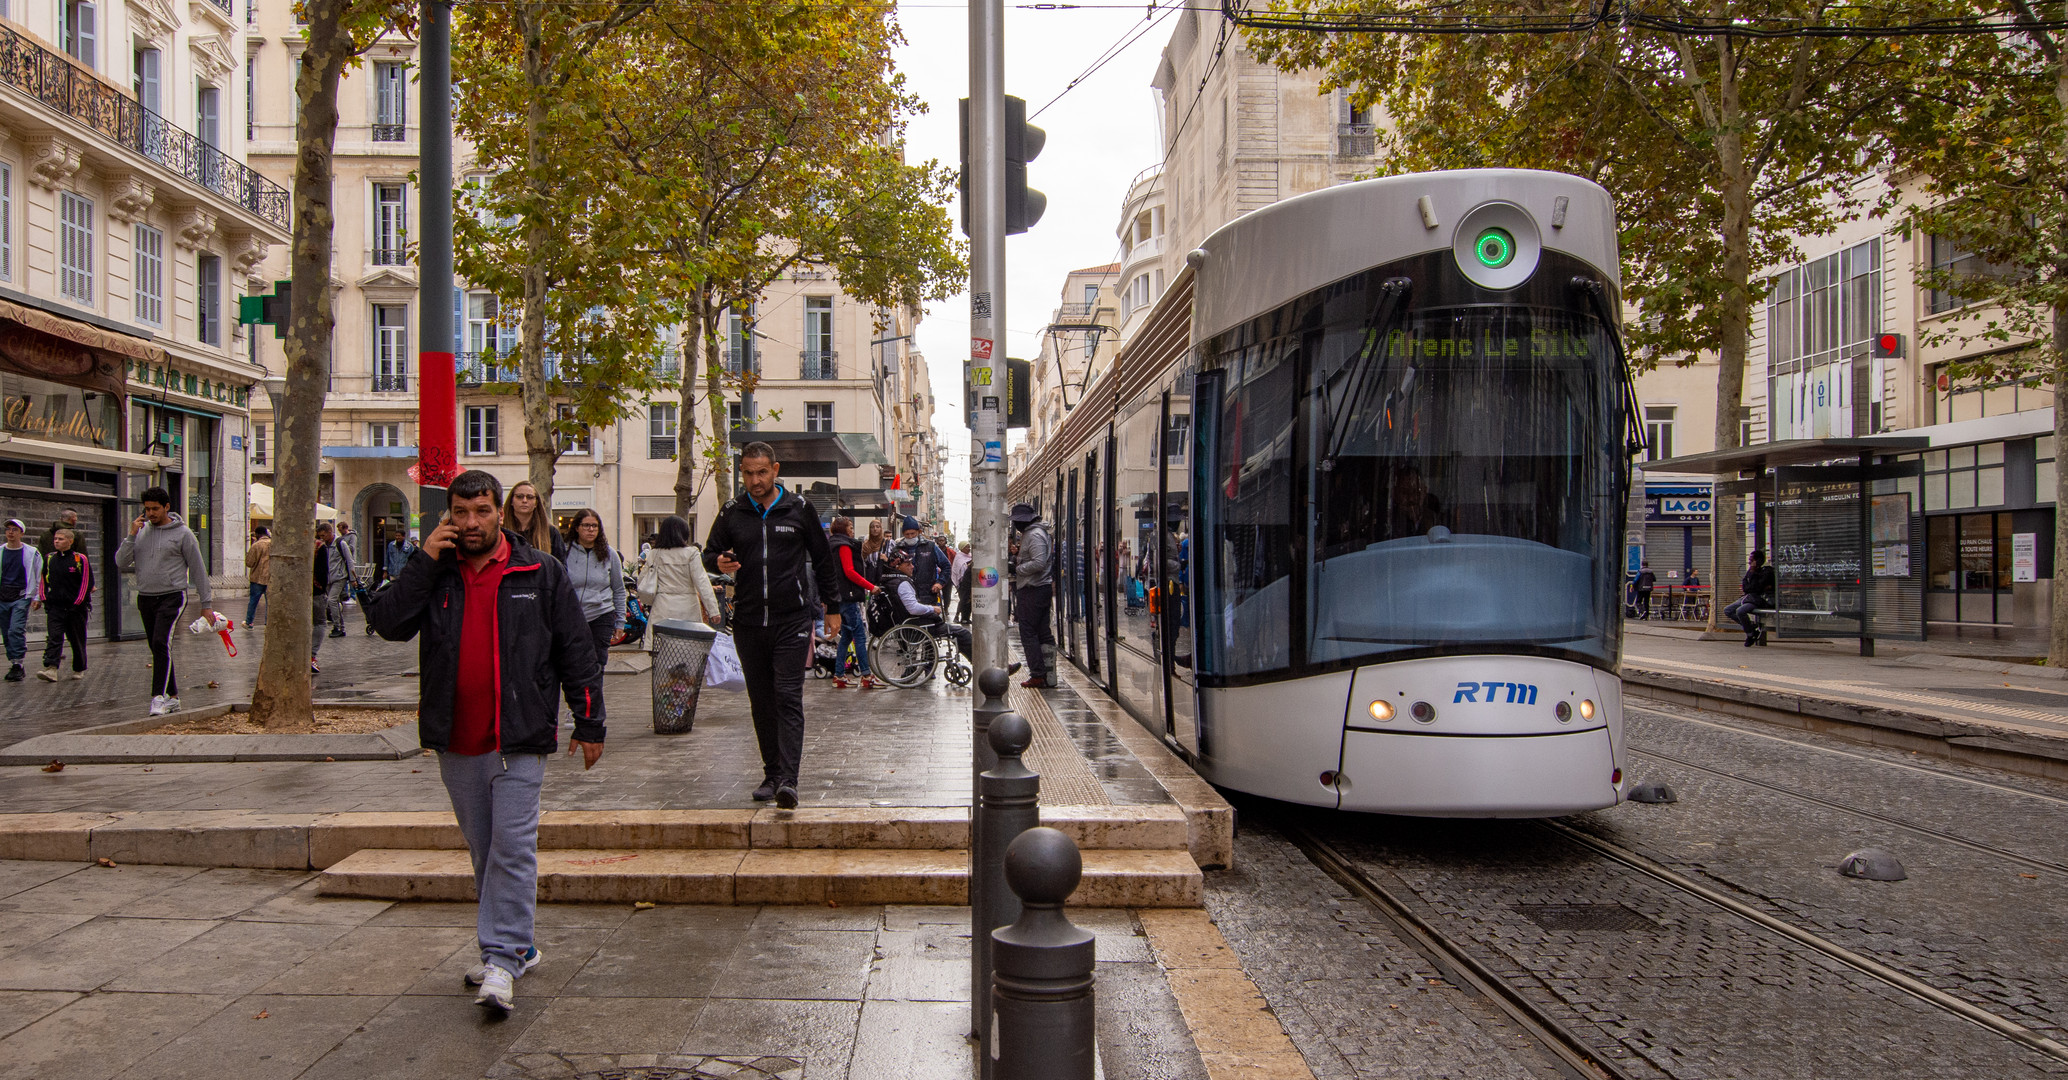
[1008,503,1055,689]
[116,486,218,716]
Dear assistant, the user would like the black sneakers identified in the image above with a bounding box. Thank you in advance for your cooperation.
[4,664,23,682]
[775,784,798,810]
[752,780,777,802]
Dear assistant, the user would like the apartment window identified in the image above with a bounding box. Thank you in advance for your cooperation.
[245,58,254,139]
[2039,436,2058,502]
[0,163,13,281]
[1766,238,1880,441]
[803,296,834,378]
[59,193,93,304]
[372,304,408,390]
[654,346,680,379]
[1083,284,1098,307]
[728,402,745,431]
[372,183,407,265]
[806,402,833,432]
[369,422,402,447]
[726,305,755,372]
[197,254,222,345]
[252,422,267,465]
[372,62,406,140]
[61,0,95,69]
[133,225,164,325]
[1928,234,2018,315]
[291,57,302,121]
[1643,405,1676,462]
[133,47,160,113]
[466,405,499,455]
[557,403,591,454]
[648,402,677,459]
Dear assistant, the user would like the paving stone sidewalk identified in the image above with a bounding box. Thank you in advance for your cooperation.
[0,858,1206,1080]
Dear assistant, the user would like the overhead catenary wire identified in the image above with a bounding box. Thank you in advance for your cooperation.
[1029,0,1182,119]
[1219,0,2068,38]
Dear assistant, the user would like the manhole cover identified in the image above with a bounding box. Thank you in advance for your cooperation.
[1942,688,2068,710]
[495,1054,802,1080]
[1514,903,1658,932]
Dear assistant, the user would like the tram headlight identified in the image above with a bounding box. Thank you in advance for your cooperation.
[1474,227,1517,269]
[1579,698,1596,720]
[1368,700,1395,722]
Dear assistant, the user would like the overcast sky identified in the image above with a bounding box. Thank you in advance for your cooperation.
[891,2,1176,536]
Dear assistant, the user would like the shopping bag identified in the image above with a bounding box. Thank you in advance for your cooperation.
[703,631,746,691]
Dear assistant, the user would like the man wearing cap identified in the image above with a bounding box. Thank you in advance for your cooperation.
[0,519,43,683]
[898,516,944,605]
[1009,503,1055,688]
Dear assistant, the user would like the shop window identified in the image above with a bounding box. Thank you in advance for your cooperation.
[1921,443,2006,511]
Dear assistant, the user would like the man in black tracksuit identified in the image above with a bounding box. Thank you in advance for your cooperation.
[706,441,842,809]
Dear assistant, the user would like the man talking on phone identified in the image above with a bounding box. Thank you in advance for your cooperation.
[705,441,841,809]
[367,470,604,1015]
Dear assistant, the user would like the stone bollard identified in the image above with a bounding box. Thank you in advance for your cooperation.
[973,711,1039,1065]
[973,667,1011,786]
[992,826,1096,1080]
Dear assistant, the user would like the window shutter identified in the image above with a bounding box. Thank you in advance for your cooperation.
[75,2,96,69]
[452,286,462,354]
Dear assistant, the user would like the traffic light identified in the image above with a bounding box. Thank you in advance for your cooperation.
[1004,96,1045,235]
[238,280,291,339]
[1872,332,1905,359]
[957,96,1046,236]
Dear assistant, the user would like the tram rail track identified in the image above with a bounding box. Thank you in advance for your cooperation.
[1280,811,2068,1079]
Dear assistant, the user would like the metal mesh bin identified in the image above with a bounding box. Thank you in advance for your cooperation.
[650,619,717,735]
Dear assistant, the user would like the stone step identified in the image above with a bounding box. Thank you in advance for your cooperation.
[0,805,1193,870]
[317,846,1204,907]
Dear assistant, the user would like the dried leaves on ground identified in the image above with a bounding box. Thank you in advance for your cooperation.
[145,709,416,735]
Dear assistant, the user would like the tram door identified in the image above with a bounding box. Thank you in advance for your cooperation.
[1157,388,1199,750]
[1063,468,1080,662]
[1102,430,1119,693]
[1081,449,1102,681]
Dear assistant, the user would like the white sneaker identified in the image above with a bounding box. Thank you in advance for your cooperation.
[474,965,515,1013]
[66,670,83,680]
[147,694,167,716]
[465,946,541,986]
[35,667,55,682]
[161,696,180,714]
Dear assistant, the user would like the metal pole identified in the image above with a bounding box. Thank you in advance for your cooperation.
[416,0,454,526]
[968,0,1008,673]
[992,827,1096,1080]
[974,710,1038,1071]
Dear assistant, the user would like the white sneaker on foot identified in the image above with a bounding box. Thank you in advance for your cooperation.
[67,670,83,680]
[147,694,167,716]
[35,667,56,682]
[161,696,180,714]
[465,946,541,986]
[474,965,515,1013]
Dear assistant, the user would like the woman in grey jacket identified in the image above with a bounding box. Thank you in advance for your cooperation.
[561,509,626,669]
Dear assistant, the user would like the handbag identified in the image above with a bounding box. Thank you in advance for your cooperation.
[703,631,745,691]
[636,561,659,608]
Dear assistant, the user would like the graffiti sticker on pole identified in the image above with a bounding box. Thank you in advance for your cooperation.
[971,337,994,360]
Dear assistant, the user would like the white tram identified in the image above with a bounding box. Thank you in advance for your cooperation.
[1009,169,1634,816]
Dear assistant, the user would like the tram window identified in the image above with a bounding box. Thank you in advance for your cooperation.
[1198,337,1299,676]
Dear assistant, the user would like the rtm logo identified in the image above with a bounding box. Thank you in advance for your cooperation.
[1454,681,1539,705]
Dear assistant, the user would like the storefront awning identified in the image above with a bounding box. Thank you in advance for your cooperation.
[0,297,163,399]
[248,482,340,522]
[728,430,860,470]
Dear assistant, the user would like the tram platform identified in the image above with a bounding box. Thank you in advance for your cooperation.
[1622,622,2068,780]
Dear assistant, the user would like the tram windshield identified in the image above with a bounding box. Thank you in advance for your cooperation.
[1196,265,1625,678]
[1307,303,1622,667]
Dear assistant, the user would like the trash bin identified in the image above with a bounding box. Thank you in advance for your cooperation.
[650,619,716,735]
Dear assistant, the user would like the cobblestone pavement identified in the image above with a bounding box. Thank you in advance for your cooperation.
[1229,700,2068,1078]
[0,634,1169,814]
[0,859,1201,1080]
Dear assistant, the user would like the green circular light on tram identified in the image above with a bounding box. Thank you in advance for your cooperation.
[1474,227,1516,269]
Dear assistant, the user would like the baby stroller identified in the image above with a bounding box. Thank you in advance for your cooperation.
[355,579,381,635]
[614,571,650,646]
[809,620,842,679]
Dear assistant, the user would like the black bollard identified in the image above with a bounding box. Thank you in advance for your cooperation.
[992,827,1096,1080]
[974,711,1039,1065]
[973,666,1010,785]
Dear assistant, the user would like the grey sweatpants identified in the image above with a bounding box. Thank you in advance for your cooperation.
[438,750,545,976]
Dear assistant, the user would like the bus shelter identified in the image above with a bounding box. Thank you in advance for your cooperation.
[1648,437,1928,656]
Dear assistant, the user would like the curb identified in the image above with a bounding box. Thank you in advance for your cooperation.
[1054,667,1236,870]
[1139,909,1317,1080]
[1622,666,2068,783]
[0,701,421,765]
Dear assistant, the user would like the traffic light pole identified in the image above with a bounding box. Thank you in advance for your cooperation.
[415,0,455,529]
[968,0,1008,674]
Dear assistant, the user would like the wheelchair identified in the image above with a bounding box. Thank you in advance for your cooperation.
[868,616,973,689]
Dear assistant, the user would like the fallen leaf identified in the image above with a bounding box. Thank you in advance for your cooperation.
[2022,873,2039,879]
[323,757,335,762]
[39,760,63,772]
[633,901,656,911]
[142,767,153,772]
[410,769,421,774]
[827,900,842,908]
[95,857,115,868]
[206,680,220,689]
[252,1009,269,1020]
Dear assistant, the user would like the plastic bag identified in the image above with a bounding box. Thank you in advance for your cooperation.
[703,631,745,691]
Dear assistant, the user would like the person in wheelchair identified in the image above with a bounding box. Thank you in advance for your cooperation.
[886,546,971,660]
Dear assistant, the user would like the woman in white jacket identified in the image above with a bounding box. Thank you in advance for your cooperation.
[637,514,721,647]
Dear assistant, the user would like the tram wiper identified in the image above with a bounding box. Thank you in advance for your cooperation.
[1323,276,1414,468]
[1570,276,1650,460]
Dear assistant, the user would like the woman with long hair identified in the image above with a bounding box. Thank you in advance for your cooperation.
[861,518,888,586]
[561,508,626,668]
[637,514,722,643]
[503,480,568,561]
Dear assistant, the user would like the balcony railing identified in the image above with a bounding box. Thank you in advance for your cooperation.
[1337,123,1377,157]
[0,24,290,228]
[205,0,232,16]
[371,123,405,142]
[456,352,572,384]
[726,346,757,375]
[370,245,408,266]
[371,372,408,393]
[800,350,837,380]
[649,436,676,459]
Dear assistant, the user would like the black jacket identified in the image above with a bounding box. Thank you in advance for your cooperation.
[826,532,870,605]
[366,529,605,754]
[1740,564,1777,605]
[42,549,91,609]
[702,485,841,627]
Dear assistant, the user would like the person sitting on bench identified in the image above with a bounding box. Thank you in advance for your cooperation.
[1723,550,1777,647]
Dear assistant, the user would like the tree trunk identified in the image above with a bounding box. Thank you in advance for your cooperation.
[671,311,706,516]
[703,298,733,508]
[518,7,559,507]
[250,0,353,728]
[1712,65,1751,455]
